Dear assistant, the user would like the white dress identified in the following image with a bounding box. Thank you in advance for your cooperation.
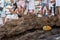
[5,14,18,22]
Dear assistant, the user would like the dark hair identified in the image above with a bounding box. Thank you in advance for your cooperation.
[13,3,17,11]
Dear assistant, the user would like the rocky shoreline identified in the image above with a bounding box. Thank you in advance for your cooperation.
[0,15,60,40]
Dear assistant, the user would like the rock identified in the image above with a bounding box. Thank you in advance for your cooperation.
[0,15,60,40]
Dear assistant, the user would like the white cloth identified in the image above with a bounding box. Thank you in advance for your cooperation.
[37,14,42,17]
[28,0,35,10]
[5,14,18,22]
[49,3,52,10]
[11,14,18,19]
[56,0,60,6]
[5,15,12,22]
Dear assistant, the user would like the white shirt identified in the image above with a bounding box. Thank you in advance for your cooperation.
[49,3,52,10]
[28,0,35,10]
[56,0,60,6]
[0,0,4,7]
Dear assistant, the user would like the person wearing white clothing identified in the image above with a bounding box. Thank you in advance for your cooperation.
[1,9,6,25]
[28,0,35,16]
[48,0,56,16]
[6,3,19,22]
[16,0,25,16]
[0,0,5,25]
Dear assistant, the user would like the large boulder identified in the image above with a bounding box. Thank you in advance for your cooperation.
[0,15,60,40]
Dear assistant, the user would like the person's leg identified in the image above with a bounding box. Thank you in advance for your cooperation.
[56,6,59,15]
[1,13,6,25]
[2,17,5,24]
[58,6,60,15]
[20,8,24,16]
[29,9,34,15]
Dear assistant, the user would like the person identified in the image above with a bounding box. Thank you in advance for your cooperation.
[17,0,25,16]
[10,0,15,9]
[24,0,29,15]
[5,3,19,21]
[49,0,56,16]
[28,0,35,16]
[37,0,46,15]
[56,0,60,15]
[1,8,6,25]
[0,0,5,25]
[25,0,29,10]
[0,0,4,11]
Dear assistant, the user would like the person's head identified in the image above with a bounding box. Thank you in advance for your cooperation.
[13,3,17,10]
[10,0,14,3]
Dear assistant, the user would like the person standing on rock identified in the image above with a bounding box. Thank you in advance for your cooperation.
[0,0,5,25]
[49,0,56,16]
[28,0,35,16]
[56,0,60,19]
[56,0,60,15]
[38,0,46,16]
[17,0,25,16]
[16,0,22,18]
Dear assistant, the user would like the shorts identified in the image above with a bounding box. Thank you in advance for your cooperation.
[6,14,18,19]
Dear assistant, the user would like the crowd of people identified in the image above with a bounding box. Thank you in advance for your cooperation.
[0,0,60,25]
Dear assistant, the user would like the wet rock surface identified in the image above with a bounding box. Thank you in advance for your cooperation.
[0,15,60,40]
